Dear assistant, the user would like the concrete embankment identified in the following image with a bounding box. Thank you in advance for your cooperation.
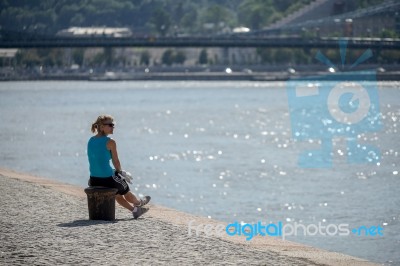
[0,168,379,265]
[1,70,399,81]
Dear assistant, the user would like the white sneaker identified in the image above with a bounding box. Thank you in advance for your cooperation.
[132,206,148,219]
[138,196,151,207]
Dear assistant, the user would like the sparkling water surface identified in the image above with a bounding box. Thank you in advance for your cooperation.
[0,81,399,264]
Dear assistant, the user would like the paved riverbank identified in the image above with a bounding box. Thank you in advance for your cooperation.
[0,168,379,265]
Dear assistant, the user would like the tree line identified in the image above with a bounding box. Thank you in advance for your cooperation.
[0,0,385,36]
[3,0,397,68]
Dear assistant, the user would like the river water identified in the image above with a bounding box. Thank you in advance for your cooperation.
[0,80,399,264]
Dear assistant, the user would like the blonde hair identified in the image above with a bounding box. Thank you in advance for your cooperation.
[91,114,114,133]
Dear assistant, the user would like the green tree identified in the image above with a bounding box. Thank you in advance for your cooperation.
[293,49,310,64]
[140,50,151,66]
[162,49,174,66]
[174,50,186,64]
[161,49,186,65]
[199,49,208,65]
[257,48,274,64]
[15,48,64,67]
[72,48,85,66]
[273,0,297,13]
[377,50,400,64]
[355,0,385,9]
[58,4,81,28]
[201,4,234,26]
[16,49,41,67]
[380,29,398,38]
[181,9,198,33]
[274,49,293,64]
[238,0,276,30]
[150,8,172,36]
[104,48,114,66]
[90,51,106,67]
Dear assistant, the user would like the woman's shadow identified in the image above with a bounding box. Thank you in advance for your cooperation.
[57,218,133,228]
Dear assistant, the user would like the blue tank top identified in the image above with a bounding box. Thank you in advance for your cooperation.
[87,136,114,178]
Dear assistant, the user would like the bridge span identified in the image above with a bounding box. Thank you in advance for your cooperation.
[1,35,399,50]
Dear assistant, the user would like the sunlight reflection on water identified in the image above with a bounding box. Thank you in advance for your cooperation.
[0,81,399,264]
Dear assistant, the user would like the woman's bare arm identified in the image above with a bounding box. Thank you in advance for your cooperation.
[107,139,121,172]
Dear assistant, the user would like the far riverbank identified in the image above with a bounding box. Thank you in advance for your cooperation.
[1,65,399,81]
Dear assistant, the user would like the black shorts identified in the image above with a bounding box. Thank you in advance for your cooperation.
[89,175,130,195]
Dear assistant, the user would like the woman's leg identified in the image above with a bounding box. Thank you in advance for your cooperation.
[123,191,141,206]
[115,194,134,211]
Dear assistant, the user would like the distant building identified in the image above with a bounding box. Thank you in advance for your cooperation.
[57,27,132,38]
[233,27,250,33]
[0,49,18,66]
